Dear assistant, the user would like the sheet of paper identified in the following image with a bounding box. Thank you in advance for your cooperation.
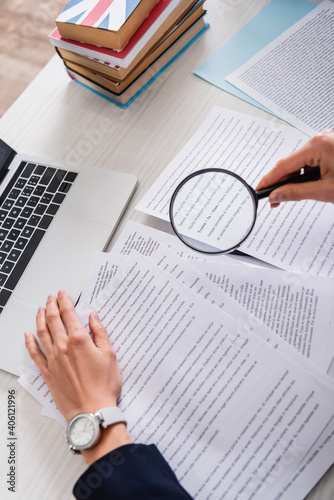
[226,1,334,137]
[76,243,334,499]
[78,251,119,311]
[18,235,334,499]
[135,106,334,277]
[192,259,334,372]
[278,417,334,500]
[112,219,273,268]
[76,252,334,500]
[18,366,66,428]
[194,0,316,113]
[112,220,334,373]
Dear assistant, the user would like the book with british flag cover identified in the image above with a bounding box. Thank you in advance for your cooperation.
[56,0,159,50]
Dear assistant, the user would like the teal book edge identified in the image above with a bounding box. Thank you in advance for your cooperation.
[67,22,210,108]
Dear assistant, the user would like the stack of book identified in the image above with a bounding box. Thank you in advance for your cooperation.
[49,0,208,107]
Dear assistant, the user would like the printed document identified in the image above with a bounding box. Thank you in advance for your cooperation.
[76,253,334,500]
[111,221,334,373]
[226,1,334,137]
[19,235,334,499]
[136,107,334,277]
[194,0,316,113]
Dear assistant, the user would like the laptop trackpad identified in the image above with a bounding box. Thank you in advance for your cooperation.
[13,214,111,308]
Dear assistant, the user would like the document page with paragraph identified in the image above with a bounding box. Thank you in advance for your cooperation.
[226,1,334,137]
[136,107,334,277]
[76,252,334,500]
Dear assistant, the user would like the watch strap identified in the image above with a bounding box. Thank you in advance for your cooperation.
[96,407,127,429]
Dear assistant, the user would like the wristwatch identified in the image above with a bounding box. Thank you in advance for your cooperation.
[65,407,127,453]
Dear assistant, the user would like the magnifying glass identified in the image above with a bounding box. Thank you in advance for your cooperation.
[169,167,321,254]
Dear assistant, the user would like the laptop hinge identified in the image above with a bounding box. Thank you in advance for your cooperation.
[0,139,16,184]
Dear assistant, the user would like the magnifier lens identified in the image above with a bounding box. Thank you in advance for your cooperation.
[170,170,257,253]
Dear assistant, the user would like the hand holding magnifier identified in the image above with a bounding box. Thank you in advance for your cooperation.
[169,167,321,254]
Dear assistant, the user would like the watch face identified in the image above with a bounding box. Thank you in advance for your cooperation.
[68,413,99,450]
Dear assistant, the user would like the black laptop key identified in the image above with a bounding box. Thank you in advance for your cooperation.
[28,175,40,186]
[15,178,27,189]
[0,240,14,253]
[14,218,27,230]
[0,288,11,307]
[34,165,46,176]
[46,170,67,193]
[7,229,20,241]
[41,192,53,204]
[38,214,53,230]
[0,210,7,221]
[22,185,34,197]
[0,273,7,286]
[3,218,15,230]
[52,192,65,205]
[21,226,34,238]
[15,196,28,208]
[34,203,47,216]
[27,214,41,227]
[0,229,9,240]
[9,207,21,218]
[33,185,46,197]
[8,188,20,200]
[21,163,36,178]
[1,261,14,274]
[7,249,21,262]
[65,171,78,183]
[5,229,44,291]
[40,167,56,186]
[21,207,33,219]
[46,203,59,216]
[59,182,71,194]
[26,196,39,208]
[1,200,14,210]
[14,238,28,251]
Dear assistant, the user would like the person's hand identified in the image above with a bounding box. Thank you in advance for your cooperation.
[24,290,131,464]
[256,130,334,207]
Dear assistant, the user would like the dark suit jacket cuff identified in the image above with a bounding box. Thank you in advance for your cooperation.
[73,443,193,500]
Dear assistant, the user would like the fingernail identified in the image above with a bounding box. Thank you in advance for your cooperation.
[38,306,45,313]
[270,202,281,209]
[269,192,285,204]
[58,290,65,296]
[91,311,100,322]
[24,331,30,339]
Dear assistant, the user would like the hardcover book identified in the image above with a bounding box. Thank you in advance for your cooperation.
[57,0,205,82]
[66,20,208,106]
[56,0,159,50]
[50,0,180,68]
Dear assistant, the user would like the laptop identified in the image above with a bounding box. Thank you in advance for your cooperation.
[0,139,137,376]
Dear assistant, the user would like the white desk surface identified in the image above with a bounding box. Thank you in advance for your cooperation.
[0,1,333,498]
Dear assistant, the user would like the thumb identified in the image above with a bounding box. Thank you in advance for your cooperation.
[269,180,326,207]
[89,311,110,349]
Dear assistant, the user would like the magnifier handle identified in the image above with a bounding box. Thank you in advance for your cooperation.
[256,166,321,200]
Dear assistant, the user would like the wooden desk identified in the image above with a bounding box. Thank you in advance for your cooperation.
[0,0,332,498]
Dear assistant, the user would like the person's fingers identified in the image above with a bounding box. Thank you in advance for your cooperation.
[36,306,54,356]
[45,294,68,344]
[57,290,90,344]
[24,331,48,373]
[256,131,334,192]
[256,150,315,191]
[269,179,334,206]
[89,311,111,350]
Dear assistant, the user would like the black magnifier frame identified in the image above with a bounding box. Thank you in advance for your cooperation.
[169,166,321,255]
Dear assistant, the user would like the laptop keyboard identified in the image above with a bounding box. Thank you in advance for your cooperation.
[0,161,77,314]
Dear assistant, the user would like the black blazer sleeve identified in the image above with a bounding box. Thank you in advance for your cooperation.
[73,443,193,500]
